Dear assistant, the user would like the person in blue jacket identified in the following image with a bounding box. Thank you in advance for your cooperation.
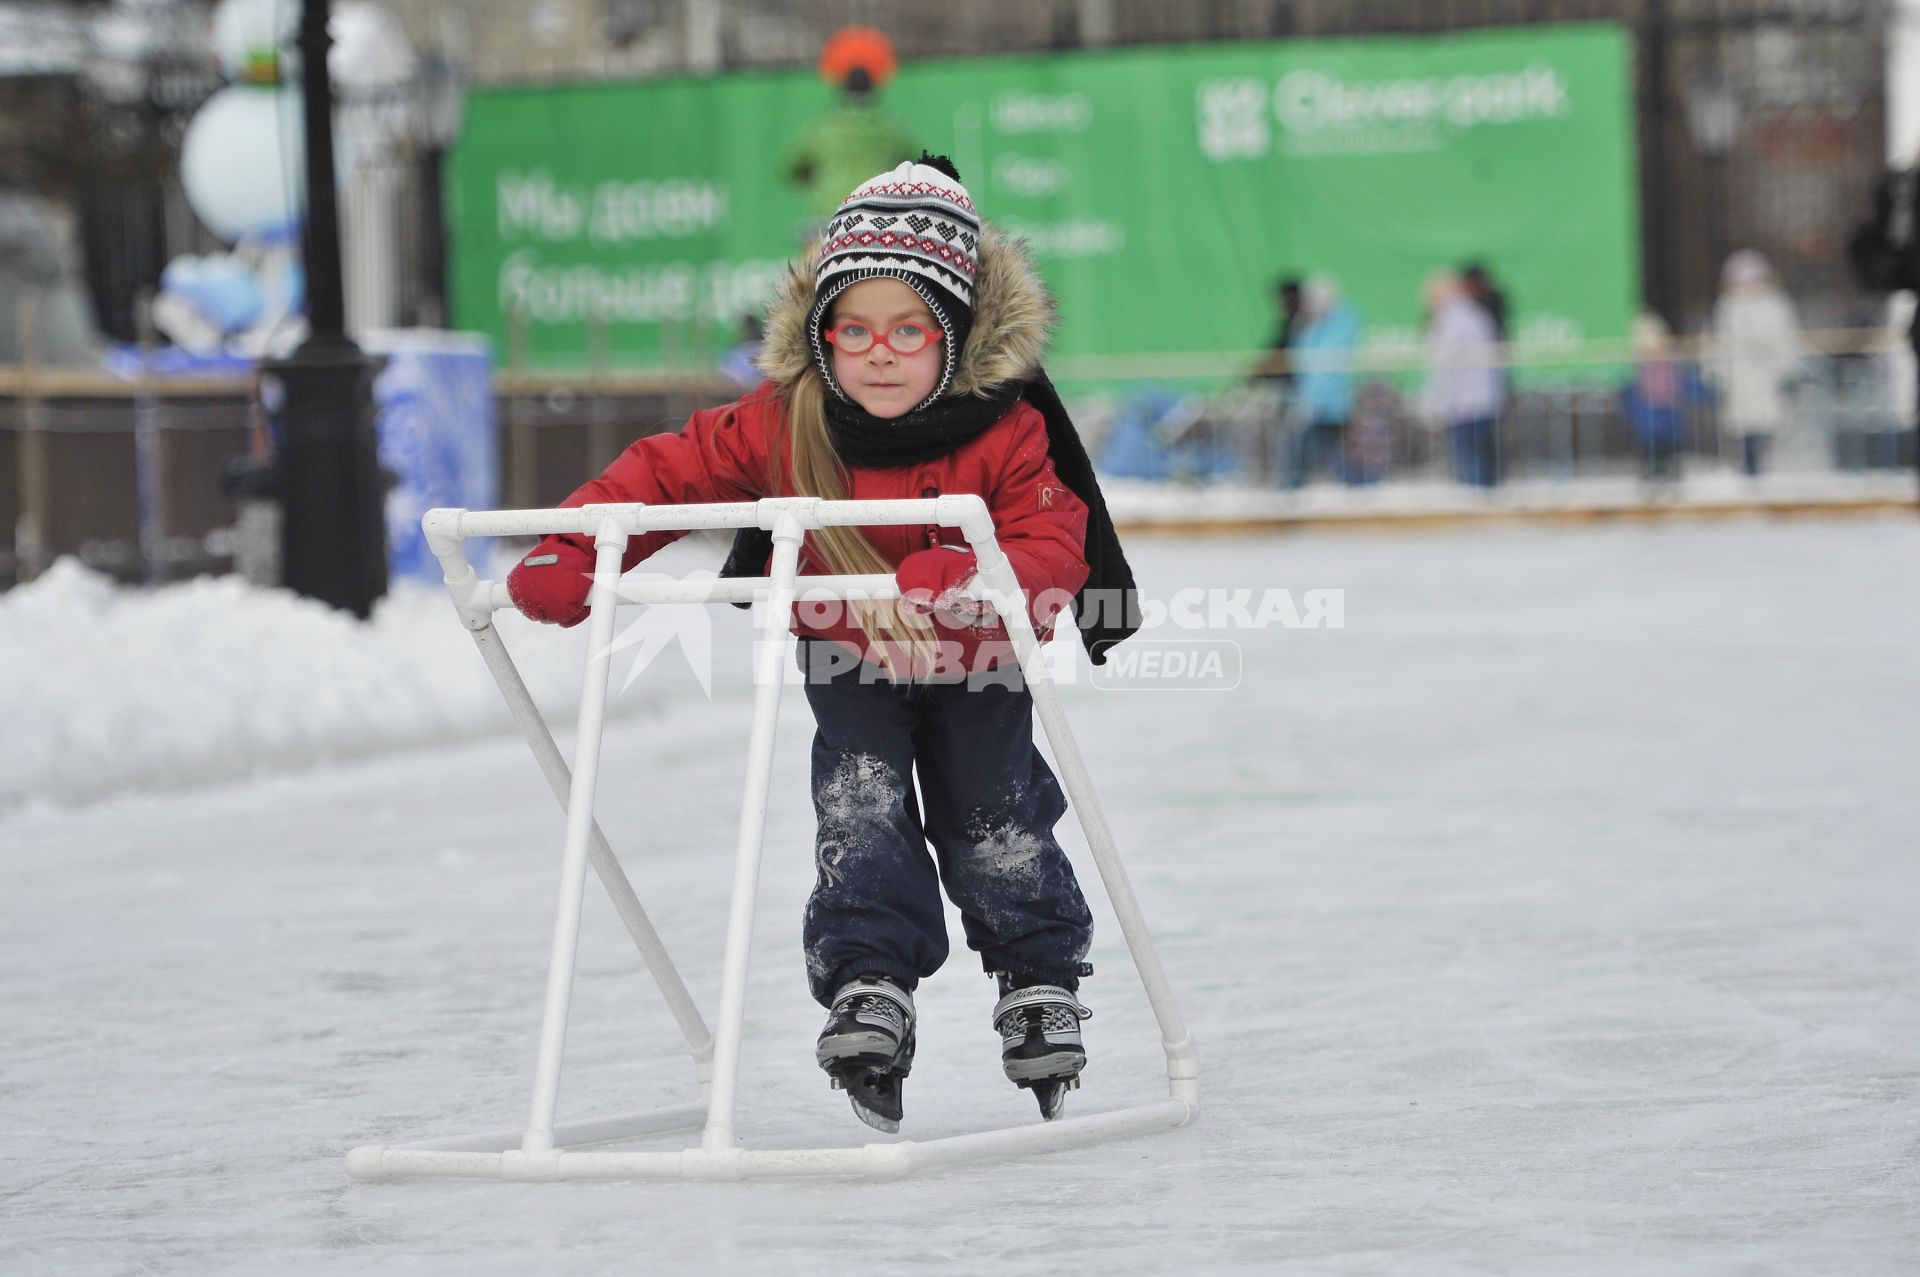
[1285,275,1364,487]
[1620,311,1711,491]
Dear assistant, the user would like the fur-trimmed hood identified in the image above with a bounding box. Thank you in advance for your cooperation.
[756,227,1055,397]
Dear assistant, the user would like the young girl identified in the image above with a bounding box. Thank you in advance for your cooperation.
[1620,311,1711,490]
[506,155,1138,1130]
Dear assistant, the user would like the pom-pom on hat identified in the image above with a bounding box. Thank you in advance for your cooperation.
[808,152,982,410]
[817,25,897,90]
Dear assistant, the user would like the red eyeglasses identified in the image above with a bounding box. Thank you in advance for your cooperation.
[823,321,944,356]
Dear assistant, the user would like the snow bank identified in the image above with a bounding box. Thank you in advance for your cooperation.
[0,557,684,811]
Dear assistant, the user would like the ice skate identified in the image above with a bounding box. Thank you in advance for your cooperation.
[816,976,916,1133]
[992,973,1091,1121]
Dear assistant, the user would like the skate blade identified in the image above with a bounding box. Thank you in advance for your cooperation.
[830,1065,905,1132]
[1030,1080,1069,1121]
[848,1094,901,1134]
[1022,1074,1080,1121]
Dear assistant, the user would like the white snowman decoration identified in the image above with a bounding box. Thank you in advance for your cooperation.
[155,0,415,356]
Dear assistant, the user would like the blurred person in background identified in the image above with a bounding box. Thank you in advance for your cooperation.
[1421,270,1505,487]
[786,29,918,233]
[1463,260,1514,398]
[1460,260,1511,343]
[718,314,767,391]
[1263,275,1305,378]
[1345,379,1397,486]
[1826,301,1909,471]
[1847,160,1920,489]
[1248,276,1303,484]
[1620,311,1712,494]
[1284,274,1363,487]
[1708,249,1805,478]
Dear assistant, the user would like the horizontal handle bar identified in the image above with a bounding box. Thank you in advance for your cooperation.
[428,496,991,550]
[486,573,899,612]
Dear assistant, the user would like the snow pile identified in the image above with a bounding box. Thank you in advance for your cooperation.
[0,557,691,811]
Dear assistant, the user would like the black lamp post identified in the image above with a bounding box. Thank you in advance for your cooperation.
[1685,71,1742,313]
[1640,0,1676,327]
[414,51,465,327]
[260,0,388,618]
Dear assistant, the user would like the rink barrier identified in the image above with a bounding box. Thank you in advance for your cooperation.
[345,496,1198,1184]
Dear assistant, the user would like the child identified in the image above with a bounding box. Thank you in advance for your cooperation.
[506,155,1139,1130]
[1620,311,1711,492]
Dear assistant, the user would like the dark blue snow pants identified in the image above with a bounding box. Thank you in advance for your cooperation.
[797,639,1094,1007]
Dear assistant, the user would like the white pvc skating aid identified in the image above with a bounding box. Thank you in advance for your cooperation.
[344,496,1197,1184]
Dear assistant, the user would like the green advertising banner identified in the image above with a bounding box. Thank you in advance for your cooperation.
[448,23,1639,379]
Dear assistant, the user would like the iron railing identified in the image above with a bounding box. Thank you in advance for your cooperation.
[1,329,1912,591]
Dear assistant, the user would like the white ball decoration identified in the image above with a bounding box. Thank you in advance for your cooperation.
[329,2,418,95]
[209,0,296,83]
[180,85,306,243]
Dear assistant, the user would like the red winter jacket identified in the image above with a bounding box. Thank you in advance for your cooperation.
[547,382,1090,676]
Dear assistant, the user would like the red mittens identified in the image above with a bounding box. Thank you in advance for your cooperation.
[895,545,993,623]
[506,535,595,627]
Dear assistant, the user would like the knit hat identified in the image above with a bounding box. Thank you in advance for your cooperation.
[807,153,982,411]
[1722,248,1772,291]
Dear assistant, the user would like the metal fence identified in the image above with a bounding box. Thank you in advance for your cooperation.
[2,329,1912,592]
[0,360,719,590]
[1061,330,1918,491]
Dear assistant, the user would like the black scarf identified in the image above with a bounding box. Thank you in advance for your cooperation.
[719,373,1141,664]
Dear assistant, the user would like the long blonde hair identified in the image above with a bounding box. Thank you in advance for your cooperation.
[773,371,940,674]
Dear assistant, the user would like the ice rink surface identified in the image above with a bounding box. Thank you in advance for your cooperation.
[4,517,1917,1274]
